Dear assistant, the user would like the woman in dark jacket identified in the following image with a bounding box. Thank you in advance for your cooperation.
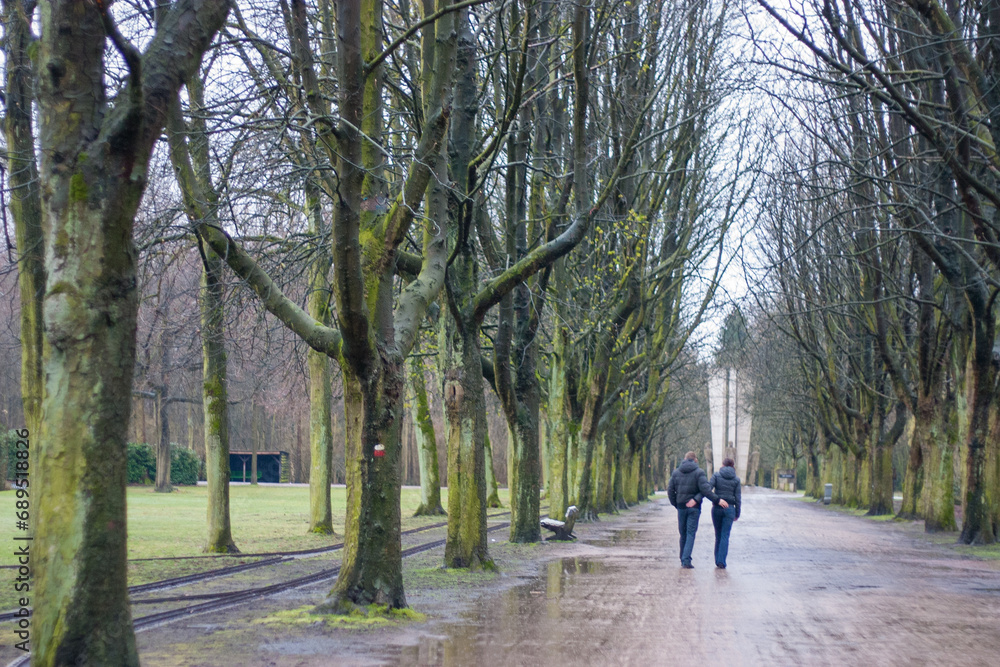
[709,458,741,569]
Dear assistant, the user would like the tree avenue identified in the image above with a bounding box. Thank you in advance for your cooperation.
[11,0,1000,663]
[6,0,231,663]
[0,0,750,647]
[749,0,1000,545]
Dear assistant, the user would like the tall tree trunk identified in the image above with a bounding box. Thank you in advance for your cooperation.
[441,283,494,569]
[410,351,445,516]
[155,342,173,493]
[829,446,844,504]
[869,441,895,516]
[155,384,172,493]
[201,245,238,552]
[307,350,333,531]
[35,197,141,663]
[857,448,871,509]
[32,0,229,660]
[319,364,407,610]
[613,428,628,510]
[545,323,571,520]
[960,300,999,543]
[251,402,261,485]
[505,398,541,541]
[306,183,335,533]
[494,0,545,544]
[916,395,957,531]
[2,0,45,442]
[621,445,638,506]
[898,413,923,519]
[868,406,903,516]
[167,72,237,550]
[637,442,653,500]
[485,428,502,509]
[595,430,616,514]
[842,450,861,508]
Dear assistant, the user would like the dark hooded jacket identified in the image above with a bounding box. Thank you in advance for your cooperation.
[709,466,742,519]
[667,459,719,508]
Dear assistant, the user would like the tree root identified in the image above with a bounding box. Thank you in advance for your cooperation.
[413,504,447,517]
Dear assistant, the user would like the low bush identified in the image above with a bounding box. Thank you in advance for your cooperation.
[128,442,156,484]
[171,447,200,485]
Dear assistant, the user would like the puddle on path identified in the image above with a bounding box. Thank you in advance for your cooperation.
[586,528,639,547]
[394,557,614,665]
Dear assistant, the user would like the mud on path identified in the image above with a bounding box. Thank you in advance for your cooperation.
[133,489,1000,666]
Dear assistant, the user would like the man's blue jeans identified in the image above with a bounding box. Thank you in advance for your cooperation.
[676,505,701,565]
[712,504,736,567]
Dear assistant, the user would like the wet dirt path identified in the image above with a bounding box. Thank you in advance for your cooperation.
[393,489,1000,666]
[122,488,1000,666]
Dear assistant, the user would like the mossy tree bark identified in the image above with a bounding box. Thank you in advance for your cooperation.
[959,291,999,543]
[166,71,237,552]
[410,349,445,516]
[2,0,45,443]
[437,3,492,566]
[484,428,502,509]
[898,415,923,518]
[598,434,616,513]
[866,403,904,516]
[441,292,494,569]
[806,425,824,500]
[200,246,238,553]
[322,363,408,609]
[913,395,956,530]
[307,184,336,535]
[31,1,230,663]
[545,322,573,520]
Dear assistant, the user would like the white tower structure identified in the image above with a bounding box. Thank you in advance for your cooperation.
[707,368,752,480]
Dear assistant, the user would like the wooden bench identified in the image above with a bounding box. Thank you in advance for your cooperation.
[541,505,579,541]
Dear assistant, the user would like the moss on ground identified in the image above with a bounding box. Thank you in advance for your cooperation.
[257,604,427,629]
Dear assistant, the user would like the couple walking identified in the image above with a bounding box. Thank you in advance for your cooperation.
[667,452,742,569]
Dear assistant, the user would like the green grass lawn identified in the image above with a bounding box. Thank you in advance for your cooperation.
[0,484,509,612]
[0,484,509,566]
[927,533,1000,561]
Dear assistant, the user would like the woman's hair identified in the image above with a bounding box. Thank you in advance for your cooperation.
[722,457,735,468]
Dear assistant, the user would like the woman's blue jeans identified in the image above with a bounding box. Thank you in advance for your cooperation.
[711,504,736,567]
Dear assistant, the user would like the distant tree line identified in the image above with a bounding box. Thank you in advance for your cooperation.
[2,0,754,662]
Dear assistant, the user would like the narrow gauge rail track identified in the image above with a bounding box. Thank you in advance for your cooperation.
[0,509,523,624]
[134,523,509,630]
[5,523,512,667]
[130,508,519,561]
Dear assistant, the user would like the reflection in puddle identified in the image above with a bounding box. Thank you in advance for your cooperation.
[551,557,608,576]
[395,558,613,665]
[587,528,639,547]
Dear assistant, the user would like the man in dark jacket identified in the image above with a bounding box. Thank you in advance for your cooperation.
[709,457,742,569]
[667,452,727,568]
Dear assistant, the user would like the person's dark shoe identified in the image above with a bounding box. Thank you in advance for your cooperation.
[681,562,694,569]
[716,563,726,569]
